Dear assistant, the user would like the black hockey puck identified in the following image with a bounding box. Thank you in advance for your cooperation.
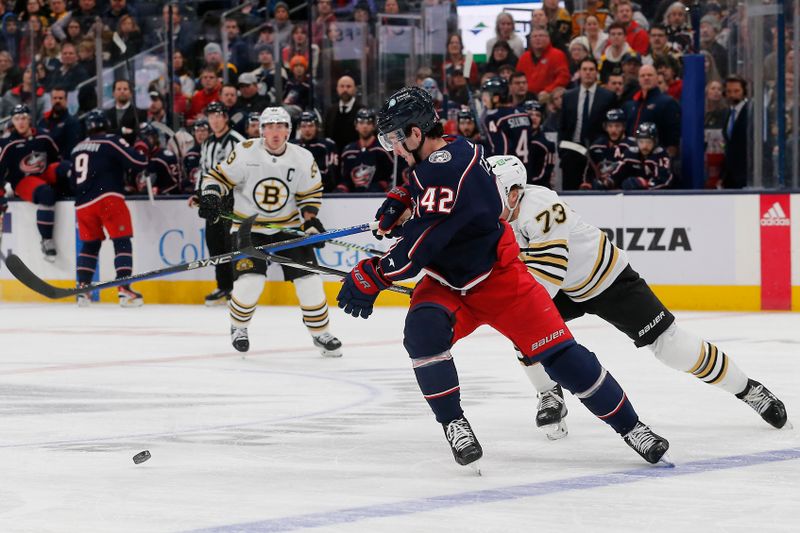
[132,450,151,464]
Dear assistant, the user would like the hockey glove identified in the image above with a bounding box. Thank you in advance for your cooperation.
[373,186,412,240]
[198,193,223,222]
[621,177,650,190]
[301,217,326,249]
[0,195,7,215]
[337,257,390,319]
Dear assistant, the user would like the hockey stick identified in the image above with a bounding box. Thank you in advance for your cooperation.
[559,140,600,187]
[3,220,379,299]
[237,216,412,296]
[219,213,385,256]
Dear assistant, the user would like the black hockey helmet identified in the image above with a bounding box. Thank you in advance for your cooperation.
[193,117,210,130]
[635,121,658,141]
[376,86,439,151]
[83,109,108,133]
[481,76,509,102]
[138,122,161,146]
[247,111,261,124]
[355,107,377,123]
[205,101,228,116]
[11,104,30,117]
[523,100,543,114]
[457,108,475,122]
[605,108,626,124]
[299,110,319,125]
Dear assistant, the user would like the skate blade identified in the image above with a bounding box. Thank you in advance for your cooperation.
[120,300,144,308]
[656,451,675,468]
[542,421,568,441]
[468,459,482,476]
[205,300,228,307]
[320,349,343,358]
[780,420,794,430]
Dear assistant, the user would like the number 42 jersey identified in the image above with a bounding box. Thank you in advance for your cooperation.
[511,185,629,302]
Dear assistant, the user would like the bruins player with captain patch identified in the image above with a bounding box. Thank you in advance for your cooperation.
[199,107,343,357]
[489,154,788,438]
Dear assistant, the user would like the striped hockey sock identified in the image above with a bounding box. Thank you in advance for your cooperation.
[76,240,101,284]
[112,237,133,279]
[293,275,330,335]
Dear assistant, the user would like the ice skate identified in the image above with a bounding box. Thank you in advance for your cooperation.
[313,332,343,358]
[443,416,483,474]
[623,421,672,466]
[41,239,56,262]
[205,288,231,306]
[118,285,143,307]
[736,379,789,429]
[76,283,91,307]
[231,326,249,353]
[536,384,568,440]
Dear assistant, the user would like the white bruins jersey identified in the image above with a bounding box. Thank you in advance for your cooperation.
[202,139,322,234]
[511,185,629,302]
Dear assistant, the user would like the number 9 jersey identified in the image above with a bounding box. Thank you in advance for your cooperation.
[201,139,323,235]
[511,185,629,302]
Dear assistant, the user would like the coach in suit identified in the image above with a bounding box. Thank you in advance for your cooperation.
[324,75,364,154]
[559,58,617,189]
[104,79,147,146]
[722,75,750,189]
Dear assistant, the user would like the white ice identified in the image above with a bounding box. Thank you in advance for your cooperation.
[0,303,798,533]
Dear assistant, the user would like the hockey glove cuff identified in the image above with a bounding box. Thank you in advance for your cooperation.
[198,193,223,222]
[374,186,412,240]
[337,257,390,319]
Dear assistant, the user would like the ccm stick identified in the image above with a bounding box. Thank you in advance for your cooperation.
[1,220,379,299]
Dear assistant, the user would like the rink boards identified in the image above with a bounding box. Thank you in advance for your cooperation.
[0,192,797,311]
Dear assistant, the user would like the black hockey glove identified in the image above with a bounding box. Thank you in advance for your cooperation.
[301,217,326,249]
[198,194,223,223]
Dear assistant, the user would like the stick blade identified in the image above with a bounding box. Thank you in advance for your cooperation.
[3,253,74,299]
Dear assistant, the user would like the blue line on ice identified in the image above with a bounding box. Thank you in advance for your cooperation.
[186,447,800,533]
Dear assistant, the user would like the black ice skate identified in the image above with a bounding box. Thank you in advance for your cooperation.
[443,416,483,474]
[231,326,249,353]
[205,289,231,307]
[536,384,568,440]
[41,239,57,263]
[623,421,672,466]
[313,332,342,357]
[118,285,143,307]
[736,379,789,429]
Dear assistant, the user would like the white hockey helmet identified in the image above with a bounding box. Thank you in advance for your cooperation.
[259,106,292,137]
[488,155,527,214]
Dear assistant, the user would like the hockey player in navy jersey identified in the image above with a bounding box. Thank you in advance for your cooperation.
[183,118,209,191]
[521,100,556,188]
[456,108,483,146]
[0,104,69,261]
[71,110,149,307]
[336,87,671,469]
[338,108,395,193]
[610,122,673,190]
[138,123,181,195]
[583,109,635,189]
[480,76,531,160]
[291,111,339,192]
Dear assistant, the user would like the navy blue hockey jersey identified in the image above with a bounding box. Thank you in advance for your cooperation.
[0,129,60,187]
[147,147,181,195]
[291,137,339,192]
[183,143,202,191]
[70,133,148,207]
[527,128,556,188]
[339,138,394,193]
[587,134,635,181]
[379,136,504,290]
[610,145,673,190]
[482,107,531,159]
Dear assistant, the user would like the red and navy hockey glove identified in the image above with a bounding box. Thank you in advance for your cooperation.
[337,257,390,319]
[621,177,650,190]
[373,186,412,240]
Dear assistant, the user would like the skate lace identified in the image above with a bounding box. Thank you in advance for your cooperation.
[625,424,658,452]
[315,332,336,343]
[538,389,564,411]
[445,419,476,452]
[232,328,248,341]
[741,384,773,414]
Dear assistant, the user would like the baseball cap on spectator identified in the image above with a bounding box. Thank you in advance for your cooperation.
[273,1,289,14]
[700,14,721,32]
[238,72,258,86]
[290,55,308,69]
[149,90,162,100]
[621,52,642,65]
[204,42,222,57]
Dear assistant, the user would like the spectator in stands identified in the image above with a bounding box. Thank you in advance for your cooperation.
[622,64,681,157]
[700,50,722,86]
[47,0,68,25]
[722,75,749,189]
[248,44,282,102]
[187,68,221,125]
[486,12,525,59]
[109,14,142,65]
[663,1,693,54]
[655,54,682,100]
[619,53,642,103]
[146,90,167,124]
[643,23,671,65]
[540,86,564,131]
[547,5,573,54]
[145,4,194,60]
[324,74,364,153]
[312,0,336,47]
[509,71,536,107]
[704,80,727,129]
[102,0,136,31]
[63,18,82,45]
[273,1,292,48]
[0,67,44,117]
[443,33,479,93]
[173,51,195,99]
[38,30,60,75]
[614,0,649,56]
[0,50,21,95]
[582,15,608,62]
[485,40,518,76]
[599,23,634,83]
[338,108,393,193]
[18,15,45,70]
[236,72,267,116]
[567,37,591,85]
[105,79,145,145]
[281,24,319,78]
[283,55,311,112]
[49,42,87,92]
[204,42,238,85]
[572,0,610,40]
[167,78,189,124]
[353,2,372,27]
[605,72,625,103]
[446,68,470,106]
[72,0,101,34]
[2,13,21,62]
[218,83,245,133]
[77,39,96,77]
[224,18,250,73]
[516,28,570,94]
[531,9,548,31]
[699,16,728,79]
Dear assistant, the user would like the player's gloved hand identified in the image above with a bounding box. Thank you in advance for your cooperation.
[198,194,222,222]
[301,217,326,249]
[337,257,390,319]
[133,140,150,158]
[373,186,412,240]
[621,177,649,190]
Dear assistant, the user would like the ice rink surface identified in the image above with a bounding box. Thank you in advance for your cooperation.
[0,302,797,533]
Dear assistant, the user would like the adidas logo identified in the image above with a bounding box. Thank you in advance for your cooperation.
[761,202,790,226]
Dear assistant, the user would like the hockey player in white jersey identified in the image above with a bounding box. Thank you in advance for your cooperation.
[489,155,788,438]
[199,107,343,357]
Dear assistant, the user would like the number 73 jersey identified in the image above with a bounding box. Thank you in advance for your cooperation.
[202,139,322,234]
[511,185,629,302]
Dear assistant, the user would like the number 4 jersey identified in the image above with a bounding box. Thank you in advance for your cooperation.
[201,139,323,234]
[511,185,629,302]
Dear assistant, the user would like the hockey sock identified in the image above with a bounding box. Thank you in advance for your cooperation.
[229,273,263,327]
[76,240,102,284]
[112,237,133,279]
[649,323,749,394]
[542,344,638,435]
[32,185,56,239]
[293,275,330,335]
[412,351,463,424]
[517,350,558,393]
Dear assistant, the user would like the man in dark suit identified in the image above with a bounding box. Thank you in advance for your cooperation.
[559,58,616,189]
[722,75,749,189]
[104,79,146,145]
[324,75,364,154]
